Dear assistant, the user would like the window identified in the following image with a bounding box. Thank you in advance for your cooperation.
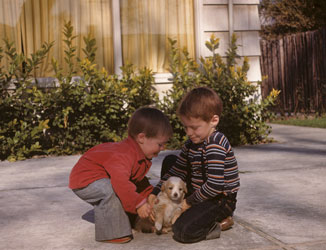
[0,0,195,77]
[0,0,114,76]
[120,0,195,73]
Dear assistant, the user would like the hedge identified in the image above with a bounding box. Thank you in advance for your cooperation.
[0,22,278,161]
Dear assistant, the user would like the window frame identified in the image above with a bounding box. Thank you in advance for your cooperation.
[111,0,236,83]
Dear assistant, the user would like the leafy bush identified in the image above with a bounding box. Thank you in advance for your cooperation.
[0,39,53,161]
[0,21,157,161]
[43,59,157,156]
[160,34,279,147]
[0,22,277,161]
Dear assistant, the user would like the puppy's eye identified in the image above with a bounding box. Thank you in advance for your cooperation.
[179,188,183,191]
[168,187,173,190]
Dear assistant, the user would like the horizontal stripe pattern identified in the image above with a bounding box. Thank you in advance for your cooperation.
[153,130,240,204]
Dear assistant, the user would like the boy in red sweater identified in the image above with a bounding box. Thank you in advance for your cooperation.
[69,107,172,243]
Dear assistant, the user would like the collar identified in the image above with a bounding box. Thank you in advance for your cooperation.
[125,136,152,166]
[206,129,218,144]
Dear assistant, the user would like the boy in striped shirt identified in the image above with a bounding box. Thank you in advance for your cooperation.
[149,87,240,243]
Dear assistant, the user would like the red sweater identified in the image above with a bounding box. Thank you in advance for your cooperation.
[69,136,153,214]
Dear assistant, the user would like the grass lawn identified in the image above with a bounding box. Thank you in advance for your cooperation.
[270,116,326,129]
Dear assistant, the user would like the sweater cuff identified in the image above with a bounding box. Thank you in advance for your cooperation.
[135,198,147,210]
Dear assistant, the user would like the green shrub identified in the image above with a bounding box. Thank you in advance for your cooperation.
[44,59,157,156]
[0,40,53,161]
[202,34,279,145]
[159,39,201,147]
[0,22,157,161]
[0,23,278,161]
[160,34,279,147]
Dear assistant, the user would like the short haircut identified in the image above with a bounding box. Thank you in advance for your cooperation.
[177,87,223,122]
[128,107,173,139]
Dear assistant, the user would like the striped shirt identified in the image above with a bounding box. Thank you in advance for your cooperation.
[153,130,240,205]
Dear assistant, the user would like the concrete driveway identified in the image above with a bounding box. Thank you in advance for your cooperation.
[0,124,325,250]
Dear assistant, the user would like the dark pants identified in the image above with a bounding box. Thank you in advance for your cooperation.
[161,154,237,243]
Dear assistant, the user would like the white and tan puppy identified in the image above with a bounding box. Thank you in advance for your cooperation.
[154,176,187,234]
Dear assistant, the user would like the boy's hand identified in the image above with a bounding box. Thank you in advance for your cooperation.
[181,199,191,212]
[136,202,152,219]
[148,194,158,207]
[147,194,158,221]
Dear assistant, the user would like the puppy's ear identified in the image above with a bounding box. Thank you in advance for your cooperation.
[161,181,166,192]
[183,181,187,194]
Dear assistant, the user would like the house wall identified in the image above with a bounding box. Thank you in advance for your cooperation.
[7,0,261,98]
[155,0,262,99]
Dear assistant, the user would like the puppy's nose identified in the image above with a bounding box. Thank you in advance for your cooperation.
[173,193,178,198]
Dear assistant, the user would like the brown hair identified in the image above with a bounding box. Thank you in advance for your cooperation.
[177,87,223,122]
[128,107,173,139]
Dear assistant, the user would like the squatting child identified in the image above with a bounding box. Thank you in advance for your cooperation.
[149,87,240,243]
[69,107,172,244]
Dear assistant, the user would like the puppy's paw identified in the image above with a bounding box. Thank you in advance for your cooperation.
[155,221,163,232]
[162,227,171,234]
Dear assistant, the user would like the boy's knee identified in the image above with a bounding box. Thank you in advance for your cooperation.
[172,220,205,243]
[172,222,188,243]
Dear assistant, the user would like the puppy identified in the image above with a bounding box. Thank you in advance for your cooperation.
[134,176,187,234]
[153,176,187,234]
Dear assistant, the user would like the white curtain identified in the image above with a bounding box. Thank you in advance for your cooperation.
[120,0,195,73]
[0,0,114,77]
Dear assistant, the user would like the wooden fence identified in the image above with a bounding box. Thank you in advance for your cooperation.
[260,28,326,114]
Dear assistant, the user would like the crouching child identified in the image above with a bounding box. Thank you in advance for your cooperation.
[69,107,172,243]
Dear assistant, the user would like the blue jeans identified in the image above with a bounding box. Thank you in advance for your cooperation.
[161,155,237,243]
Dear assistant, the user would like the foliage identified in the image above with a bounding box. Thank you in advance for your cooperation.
[0,23,277,161]
[203,35,280,145]
[0,22,157,161]
[52,20,77,84]
[39,60,157,156]
[0,38,53,161]
[260,0,326,39]
[82,33,97,64]
[159,38,201,147]
[160,34,279,147]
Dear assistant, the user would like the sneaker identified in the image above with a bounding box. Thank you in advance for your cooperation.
[206,223,221,240]
[102,235,133,244]
[220,216,234,231]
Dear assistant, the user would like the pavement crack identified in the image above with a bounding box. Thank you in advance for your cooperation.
[0,185,67,192]
[235,217,296,250]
